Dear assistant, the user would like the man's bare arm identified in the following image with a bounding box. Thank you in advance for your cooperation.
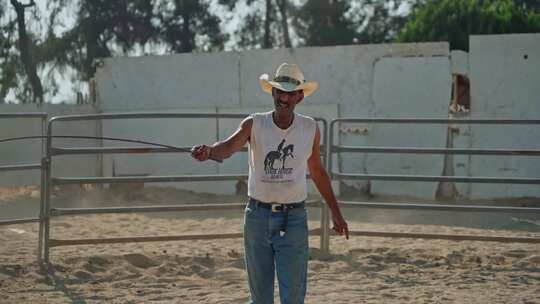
[191,117,252,162]
[307,125,349,239]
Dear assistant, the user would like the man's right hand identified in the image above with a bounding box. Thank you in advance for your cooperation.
[191,145,212,161]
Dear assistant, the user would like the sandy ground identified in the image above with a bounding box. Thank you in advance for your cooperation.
[0,186,539,304]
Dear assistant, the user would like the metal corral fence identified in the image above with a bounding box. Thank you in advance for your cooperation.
[41,113,328,263]
[322,118,540,251]
[4,114,540,263]
[0,113,47,261]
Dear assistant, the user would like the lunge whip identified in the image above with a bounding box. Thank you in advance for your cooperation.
[0,135,223,162]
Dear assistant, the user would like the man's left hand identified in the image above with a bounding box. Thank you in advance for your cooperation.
[331,212,349,240]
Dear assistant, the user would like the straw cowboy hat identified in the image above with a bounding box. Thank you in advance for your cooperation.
[259,63,319,97]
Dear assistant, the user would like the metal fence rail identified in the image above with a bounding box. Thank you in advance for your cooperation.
[52,174,249,184]
[0,218,42,225]
[48,228,324,248]
[338,201,540,213]
[51,200,321,216]
[42,112,328,263]
[0,112,47,119]
[335,146,540,156]
[0,164,42,171]
[0,113,47,227]
[322,117,540,251]
[332,173,540,184]
[0,113,47,262]
[345,230,540,244]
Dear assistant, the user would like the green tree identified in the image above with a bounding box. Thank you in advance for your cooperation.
[275,0,292,47]
[48,0,157,81]
[295,0,358,46]
[158,0,226,53]
[294,0,409,46]
[398,0,540,51]
[48,0,227,81]
[220,0,294,49]
[1,0,229,103]
[0,0,159,104]
[356,0,411,44]
[9,0,43,104]
[0,2,19,103]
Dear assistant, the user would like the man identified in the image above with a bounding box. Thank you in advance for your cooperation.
[191,63,349,304]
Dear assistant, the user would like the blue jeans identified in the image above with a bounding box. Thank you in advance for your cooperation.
[244,197,309,304]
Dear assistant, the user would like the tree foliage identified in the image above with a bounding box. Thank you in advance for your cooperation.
[295,0,358,46]
[158,0,226,53]
[293,0,409,46]
[398,0,540,50]
[0,0,45,103]
[356,0,411,44]
[50,0,225,81]
[0,0,228,103]
[0,1,18,103]
[219,0,294,49]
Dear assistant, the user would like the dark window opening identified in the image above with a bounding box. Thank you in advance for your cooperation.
[450,74,470,114]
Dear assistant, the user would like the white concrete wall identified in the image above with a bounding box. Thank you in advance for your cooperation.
[466,34,540,199]
[94,42,451,196]
[96,52,241,111]
[366,56,451,198]
[0,104,100,187]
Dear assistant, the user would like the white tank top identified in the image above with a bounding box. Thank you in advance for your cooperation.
[248,111,316,204]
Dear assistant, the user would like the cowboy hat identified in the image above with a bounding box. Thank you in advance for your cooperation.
[259,63,319,97]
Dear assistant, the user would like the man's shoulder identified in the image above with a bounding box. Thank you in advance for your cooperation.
[295,113,316,124]
[250,111,273,117]
[249,111,272,122]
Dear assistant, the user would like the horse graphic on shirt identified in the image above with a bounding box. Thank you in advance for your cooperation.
[264,139,294,174]
[281,144,294,169]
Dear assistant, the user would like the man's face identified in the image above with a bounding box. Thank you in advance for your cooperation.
[272,88,304,114]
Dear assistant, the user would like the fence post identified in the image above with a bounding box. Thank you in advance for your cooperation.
[37,156,47,262]
[37,115,47,263]
[43,122,53,264]
[320,119,332,253]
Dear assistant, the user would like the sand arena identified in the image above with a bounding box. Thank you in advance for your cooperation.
[0,186,539,303]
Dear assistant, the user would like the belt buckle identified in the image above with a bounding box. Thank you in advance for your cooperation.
[271,204,281,213]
